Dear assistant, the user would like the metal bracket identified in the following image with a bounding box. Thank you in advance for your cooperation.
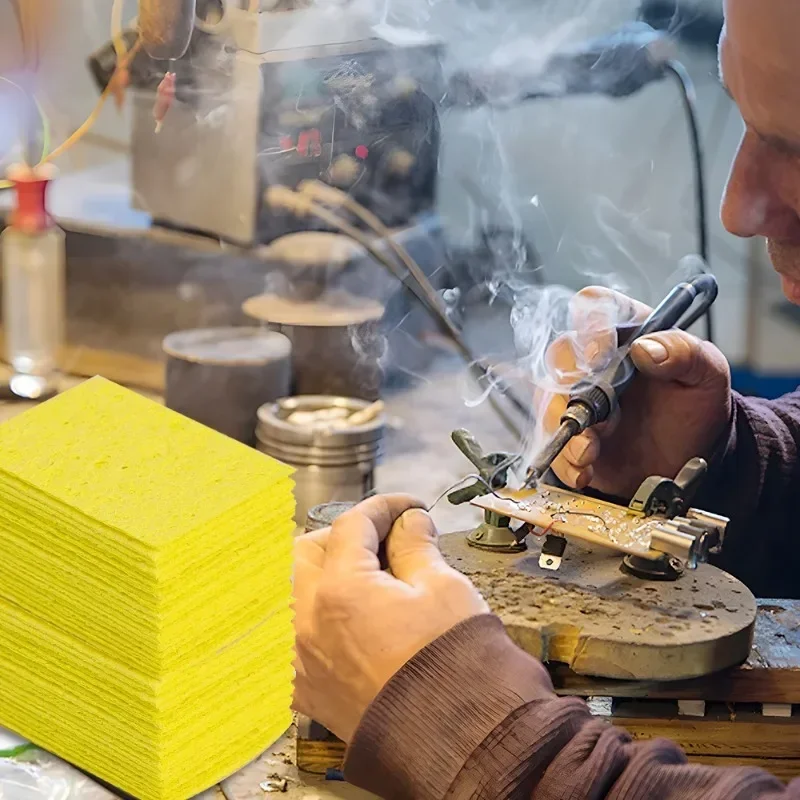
[629,457,708,518]
[627,457,726,576]
[449,429,527,553]
[539,534,566,571]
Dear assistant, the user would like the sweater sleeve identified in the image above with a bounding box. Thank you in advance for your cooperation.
[696,389,800,597]
[344,615,798,800]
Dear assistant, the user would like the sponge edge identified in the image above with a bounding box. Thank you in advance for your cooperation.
[0,377,296,800]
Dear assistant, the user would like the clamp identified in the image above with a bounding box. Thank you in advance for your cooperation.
[621,456,727,580]
[447,429,528,552]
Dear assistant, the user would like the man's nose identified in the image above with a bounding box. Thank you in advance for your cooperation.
[721,132,800,242]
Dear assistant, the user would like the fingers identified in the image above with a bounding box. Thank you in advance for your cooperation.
[544,287,651,392]
[325,494,426,573]
[564,429,601,467]
[295,528,329,570]
[386,508,448,586]
[570,286,652,331]
[630,331,724,387]
[545,335,583,386]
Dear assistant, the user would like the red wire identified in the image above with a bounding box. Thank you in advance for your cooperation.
[532,520,555,538]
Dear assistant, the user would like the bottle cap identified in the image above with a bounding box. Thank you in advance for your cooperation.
[6,163,57,234]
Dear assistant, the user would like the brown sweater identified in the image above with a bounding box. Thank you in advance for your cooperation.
[344,615,796,799]
[344,391,800,797]
[698,391,800,598]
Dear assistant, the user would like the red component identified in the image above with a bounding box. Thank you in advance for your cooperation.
[297,129,322,158]
[355,144,369,160]
[153,72,176,130]
[279,135,295,152]
[11,169,53,235]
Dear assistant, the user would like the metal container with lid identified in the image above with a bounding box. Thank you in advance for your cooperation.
[256,396,384,525]
[163,326,292,444]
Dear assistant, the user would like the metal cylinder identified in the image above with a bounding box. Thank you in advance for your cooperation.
[163,327,292,444]
[282,323,383,401]
[687,508,728,544]
[256,396,384,525]
[650,527,700,569]
[242,292,385,402]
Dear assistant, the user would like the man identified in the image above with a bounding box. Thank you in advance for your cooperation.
[294,0,800,796]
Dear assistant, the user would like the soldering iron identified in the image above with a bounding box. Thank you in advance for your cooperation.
[524,273,719,488]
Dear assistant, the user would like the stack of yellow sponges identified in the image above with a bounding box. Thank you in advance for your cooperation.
[0,377,295,800]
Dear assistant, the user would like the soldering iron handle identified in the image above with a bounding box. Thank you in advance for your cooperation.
[626,274,718,344]
[610,273,718,392]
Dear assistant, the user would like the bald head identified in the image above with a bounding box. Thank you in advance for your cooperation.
[720,0,800,301]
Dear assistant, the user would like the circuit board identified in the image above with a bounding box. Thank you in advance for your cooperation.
[472,485,668,560]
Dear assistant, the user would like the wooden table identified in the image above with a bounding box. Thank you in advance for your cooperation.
[4,365,799,794]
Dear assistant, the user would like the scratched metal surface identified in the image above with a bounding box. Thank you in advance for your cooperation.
[441,532,757,681]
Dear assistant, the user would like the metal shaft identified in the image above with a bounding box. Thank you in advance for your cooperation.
[527,419,579,486]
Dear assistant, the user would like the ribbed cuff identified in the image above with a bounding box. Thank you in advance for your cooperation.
[693,394,739,509]
[343,614,555,800]
[708,393,739,470]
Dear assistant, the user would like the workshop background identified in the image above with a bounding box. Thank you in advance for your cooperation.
[0,0,795,521]
[0,0,790,383]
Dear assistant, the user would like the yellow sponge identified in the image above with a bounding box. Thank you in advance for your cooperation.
[0,377,295,799]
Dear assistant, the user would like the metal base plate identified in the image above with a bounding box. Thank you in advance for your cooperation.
[466,523,527,553]
[441,531,756,681]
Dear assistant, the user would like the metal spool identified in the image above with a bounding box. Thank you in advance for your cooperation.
[257,395,384,525]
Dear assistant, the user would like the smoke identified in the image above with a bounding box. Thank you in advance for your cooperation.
[5,0,709,481]
[221,0,702,474]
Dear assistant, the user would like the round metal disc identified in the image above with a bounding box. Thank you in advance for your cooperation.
[441,531,756,681]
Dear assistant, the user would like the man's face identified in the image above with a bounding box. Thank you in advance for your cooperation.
[720,0,800,302]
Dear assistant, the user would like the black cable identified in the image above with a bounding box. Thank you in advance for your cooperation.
[289,196,528,439]
[664,59,714,344]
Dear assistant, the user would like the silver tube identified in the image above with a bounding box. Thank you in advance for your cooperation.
[650,527,699,569]
[687,508,728,552]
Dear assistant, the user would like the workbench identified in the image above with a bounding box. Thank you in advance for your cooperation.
[0,360,499,800]
[297,600,800,785]
[3,361,800,796]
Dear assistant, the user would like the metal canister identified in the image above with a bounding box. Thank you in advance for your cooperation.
[163,327,292,444]
[256,396,384,525]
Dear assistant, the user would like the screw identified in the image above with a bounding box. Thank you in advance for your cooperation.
[260,778,288,793]
[474,530,484,540]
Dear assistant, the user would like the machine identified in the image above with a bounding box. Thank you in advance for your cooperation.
[91,0,443,247]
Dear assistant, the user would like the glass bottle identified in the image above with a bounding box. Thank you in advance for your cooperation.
[1,163,64,399]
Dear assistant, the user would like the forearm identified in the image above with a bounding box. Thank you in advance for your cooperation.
[344,616,796,800]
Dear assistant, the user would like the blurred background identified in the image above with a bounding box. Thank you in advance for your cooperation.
[0,0,794,517]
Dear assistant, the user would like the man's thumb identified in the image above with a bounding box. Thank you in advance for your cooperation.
[387,509,448,585]
[630,330,712,387]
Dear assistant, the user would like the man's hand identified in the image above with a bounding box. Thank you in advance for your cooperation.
[293,494,489,743]
[542,287,732,498]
